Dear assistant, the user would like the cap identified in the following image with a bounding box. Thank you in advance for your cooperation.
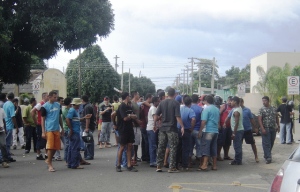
[71,98,82,105]
[175,95,182,103]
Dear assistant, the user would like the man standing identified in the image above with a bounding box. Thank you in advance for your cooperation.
[154,88,184,173]
[177,95,196,171]
[229,96,244,165]
[80,95,96,160]
[198,95,220,171]
[12,98,25,149]
[99,96,113,149]
[3,92,18,162]
[62,97,72,163]
[23,98,37,155]
[258,96,279,164]
[41,91,63,172]
[240,98,259,163]
[31,92,48,160]
[116,92,138,172]
[140,93,152,162]
[0,103,9,167]
[277,96,293,144]
[131,91,142,165]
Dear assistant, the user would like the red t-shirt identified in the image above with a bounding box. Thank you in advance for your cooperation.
[220,104,232,128]
[140,104,150,128]
[34,100,45,125]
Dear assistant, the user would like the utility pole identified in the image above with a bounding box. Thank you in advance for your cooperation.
[185,65,189,95]
[188,58,194,94]
[121,61,124,91]
[181,69,185,94]
[129,68,131,93]
[114,55,119,72]
[211,57,215,94]
[78,49,81,97]
[178,74,181,85]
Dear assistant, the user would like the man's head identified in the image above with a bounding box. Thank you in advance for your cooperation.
[262,96,270,107]
[104,96,109,105]
[191,94,199,104]
[227,96,233,107]
[30,97,37,106]
[81,95,89,103]
[13,98,19,107]
[58,97,64,106]
[42,92,48,102]
[113,95,119,102]
[64,97,72,108]
[152,96,160,107]
[121,92,130,102]
[131,91,139,100]
[183,95,192,107]
[0,93,6,102]
[168,88,176,98]
[231,96,240,107]
[145,93,152,103]
[158,91,165,101]
[204,95,214,105]
[48,91,58,103]
[281,96,287,103]
[7,92,14,100]
[71,98,82,109]
[175,95,182,104]
[23,98,29,105]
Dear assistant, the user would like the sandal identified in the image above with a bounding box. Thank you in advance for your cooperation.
[48,167,56,172]
[217,156,224,161]
[80,161,91,165]
[224,156,233,160]
[131,160,138,166]
[72,166,84,169]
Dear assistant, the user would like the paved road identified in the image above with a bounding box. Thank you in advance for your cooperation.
[0,134,297,192]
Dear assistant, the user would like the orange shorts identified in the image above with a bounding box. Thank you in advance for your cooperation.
[46,131,61,150]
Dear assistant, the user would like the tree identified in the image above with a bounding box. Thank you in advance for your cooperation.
[122,73,156,97]
[31,55,47,70]
[66,45,120,103]
[0,0,114,84]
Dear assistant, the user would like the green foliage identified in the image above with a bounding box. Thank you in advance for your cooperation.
[122,73,156,97]
[0,0,114,84]
[31,55,47,70]
[66,45,120,103]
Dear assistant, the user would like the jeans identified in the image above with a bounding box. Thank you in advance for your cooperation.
[0,132,8,162]
[64,131,70,162]
[13,127,25,146]
[115,130,127,167]
[6,129,13,158]
[79,127,85,150]
[280,123,292,144]
[82,129,94,159]
[147,130,158,165]
[181,130,191,168]
[99,122,111,143]
[190,130,201,157]
[262,128,276,161]
[68,132,81,168]
[141,128,149,161]
[25,126,37,152]
[233,130,244,164]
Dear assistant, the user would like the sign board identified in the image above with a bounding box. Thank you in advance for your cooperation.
[32,80,40,91]
[287,76,299,95]
[237,83,246,97]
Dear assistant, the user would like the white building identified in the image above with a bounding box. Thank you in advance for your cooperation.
[250,52,300,93]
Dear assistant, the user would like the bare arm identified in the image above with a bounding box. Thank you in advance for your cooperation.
[30,108,38,125]
[258,116,266,135]
[176,116,185,136]
[233,111,240,134]
[198,120,207,138]
[190,117,196,131]
[41,116,46,138]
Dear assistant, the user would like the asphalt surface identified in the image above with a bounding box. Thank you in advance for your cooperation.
[0,133,298,192]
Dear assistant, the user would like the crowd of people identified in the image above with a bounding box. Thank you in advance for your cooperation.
[0,87,295,173]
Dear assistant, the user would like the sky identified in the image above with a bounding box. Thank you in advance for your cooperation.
[48,0,300,90]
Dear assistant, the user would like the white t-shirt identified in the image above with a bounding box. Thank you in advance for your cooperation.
[0,108,6,132]
[34,103,42,111]
[146,105,157,131]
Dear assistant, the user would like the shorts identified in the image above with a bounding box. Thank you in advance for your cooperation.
[201,132,218,157]
[243,130,255,144]
[119,127,135,145]
[46,131,61,150]
[98,120,102,131]
[133,127,141,145]
[223,127,232,147]
[36,125,46,149]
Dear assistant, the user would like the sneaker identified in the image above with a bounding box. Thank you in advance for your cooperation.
[181,167,190,172]
[85,157,94,160]
[168,168,179,173]
[55,156,62,161]
[266,160,272,164]
[36,154,45,160]
[2,162,9,168]
[45,155,48,159]
[127,166,138,172]
[121,165,128,168]
[8,158,16,162]
[25,150,30,154]
[13,145,17,150]
[116,165,122,172]
[230,160,242,165]
[21,145,26,149]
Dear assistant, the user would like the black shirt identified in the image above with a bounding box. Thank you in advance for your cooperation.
[100,104,112,122]
[117,102,134,131]
[80,103,96,130]
[277,104,292,124]
[15,106,23,128]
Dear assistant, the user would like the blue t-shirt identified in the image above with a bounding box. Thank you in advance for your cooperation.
[178,106,196,129]
[3,101,15,130]
[201,105,220,133]
[43,102,61,132]
[66,108,81,133]
[190,104,202,131]
[228,107,252,131]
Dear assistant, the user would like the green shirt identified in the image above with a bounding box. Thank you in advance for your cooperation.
[22,105,35,127]
[62,107,70,131]
[230,107,244,131]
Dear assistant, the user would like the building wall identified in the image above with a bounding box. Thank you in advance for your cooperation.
[250,52,300,93]
[33,68,67,102]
